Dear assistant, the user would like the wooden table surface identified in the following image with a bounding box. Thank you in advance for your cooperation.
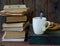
[0,31,60,46]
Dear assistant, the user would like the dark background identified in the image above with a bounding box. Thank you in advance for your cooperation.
[0,0,60,30]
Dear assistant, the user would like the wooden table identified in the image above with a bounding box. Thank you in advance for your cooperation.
[28,24,60,45]
[0,31,60,46]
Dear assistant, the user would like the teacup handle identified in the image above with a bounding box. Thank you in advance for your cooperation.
[45,21,50,29]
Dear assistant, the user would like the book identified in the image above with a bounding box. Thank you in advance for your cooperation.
[4,5,26,9]
[4,31,25,39]
[0,10,23,16]
[6,16,27,22]
[1,5,30,16]
[5,13,23,16]
[4,8,29,14]
[2,31,25,41]
[2,27,23,31]
[2,23,24,28]
[3,5,29,15]
[2,21,29,31]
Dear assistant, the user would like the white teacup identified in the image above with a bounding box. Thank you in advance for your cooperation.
[32,17,50,35]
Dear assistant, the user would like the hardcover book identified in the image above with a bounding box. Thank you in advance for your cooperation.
[6,16,27,23]
[4,8,29,14]
[2,21,29,31]
[4,5,26,9]
[2,31,25,41]
[2,23,24,28]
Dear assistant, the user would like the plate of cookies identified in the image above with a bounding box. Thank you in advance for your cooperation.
[46,22,60,31]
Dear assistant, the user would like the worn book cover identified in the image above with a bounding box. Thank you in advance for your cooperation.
[2,23,24,28]
[4,5,26,9]
[4,31,25,39]
[4,8,29,14]
[6,16,27,23]
[2,21,29,31]
[2,31,25,41]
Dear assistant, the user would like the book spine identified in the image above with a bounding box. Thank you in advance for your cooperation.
[6,16,27,23]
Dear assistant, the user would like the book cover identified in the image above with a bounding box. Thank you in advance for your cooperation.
[6,16,27,23]
[2,21,29,31]
[4,5,26,9]
[4,8,29,14]
[2,31,25,41]
[5,31,25,39]
[2,23,24,28]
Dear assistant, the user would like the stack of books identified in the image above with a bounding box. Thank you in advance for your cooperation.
[2,5,29,42]
[0,5,30,16]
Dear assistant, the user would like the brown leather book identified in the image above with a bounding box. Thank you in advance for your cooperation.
[6,16,27,23]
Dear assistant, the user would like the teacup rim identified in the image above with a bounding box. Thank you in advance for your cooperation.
[33,17,46,19]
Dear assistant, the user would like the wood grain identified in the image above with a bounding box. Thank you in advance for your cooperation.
[0,31,60,46]
[0,0,60,23]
